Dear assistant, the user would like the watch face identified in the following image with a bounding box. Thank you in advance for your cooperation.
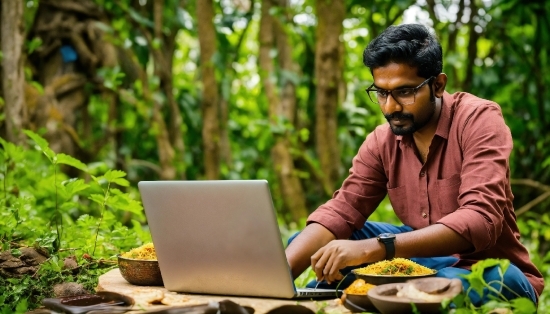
[378,233,396,240]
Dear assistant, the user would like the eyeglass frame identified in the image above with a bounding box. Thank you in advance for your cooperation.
[365,76,435,107]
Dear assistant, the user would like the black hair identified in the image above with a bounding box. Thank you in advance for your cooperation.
[363,24,442,79]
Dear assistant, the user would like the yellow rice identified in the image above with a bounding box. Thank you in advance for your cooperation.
[344,279,376,295]
[120,243,157,260]
[354,258,435,276]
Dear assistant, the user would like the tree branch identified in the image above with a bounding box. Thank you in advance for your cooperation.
[515,190,550,217]
[510,178,550,192]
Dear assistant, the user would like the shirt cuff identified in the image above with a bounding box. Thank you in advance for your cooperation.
[437,209,495,252]
[307,210,353,239]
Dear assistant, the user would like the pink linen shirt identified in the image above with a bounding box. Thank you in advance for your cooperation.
[307,91,544,296]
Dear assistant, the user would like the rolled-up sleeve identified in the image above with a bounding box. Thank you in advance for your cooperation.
[307,130,388,239]
[437,104,512,252]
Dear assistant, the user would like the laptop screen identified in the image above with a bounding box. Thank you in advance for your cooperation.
[139,180,330,299]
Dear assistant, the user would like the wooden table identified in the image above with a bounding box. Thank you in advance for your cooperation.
[97,269,351,313]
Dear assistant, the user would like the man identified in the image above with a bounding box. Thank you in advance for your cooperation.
[285,24,543,305]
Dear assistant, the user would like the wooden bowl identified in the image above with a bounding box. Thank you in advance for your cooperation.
[352,268,437,285]
[367,278,463,314]
[117,255,164,286]
[342,292,377,313]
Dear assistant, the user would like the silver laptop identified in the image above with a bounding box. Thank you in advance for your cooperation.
[138,180,340,299]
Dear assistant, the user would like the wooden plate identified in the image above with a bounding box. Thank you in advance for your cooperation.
[351,268,437,285]
[367,278,463,314]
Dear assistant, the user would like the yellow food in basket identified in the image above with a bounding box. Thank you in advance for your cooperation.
[344,279,376,295]
[120,243,157,260]
[354,258,435,276]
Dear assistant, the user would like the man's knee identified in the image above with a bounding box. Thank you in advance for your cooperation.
[489,264,537,304]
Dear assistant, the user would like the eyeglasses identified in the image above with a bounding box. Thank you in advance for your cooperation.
[365,77,434,106]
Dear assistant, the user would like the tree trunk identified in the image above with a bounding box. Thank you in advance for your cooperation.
[218,4,254,169]
[463,0,479,92]
[152,0,186,178]
[197,0,220,180]
[143,69,176,180]
[260,0,309,222]
[1,0,27,144]
[314,0,345,192]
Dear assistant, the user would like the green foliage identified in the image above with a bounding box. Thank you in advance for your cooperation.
[0,257,117,313]
[451,259,536,313]
[8,0,550,311]
[0,132,150,311]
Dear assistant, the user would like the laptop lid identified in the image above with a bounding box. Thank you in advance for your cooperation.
[138,180,338,299]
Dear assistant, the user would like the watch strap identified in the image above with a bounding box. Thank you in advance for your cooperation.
[383,239,395,260]
[377,233,396,260]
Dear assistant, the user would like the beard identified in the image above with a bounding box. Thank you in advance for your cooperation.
[384,100,436,136]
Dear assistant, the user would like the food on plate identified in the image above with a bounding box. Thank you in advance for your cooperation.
[343,279,376,295]
[397,282,444,302]
[354,258,435,276]
[120,243,157,260]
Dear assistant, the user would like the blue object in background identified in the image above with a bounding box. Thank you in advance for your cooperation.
[60,45,78,63]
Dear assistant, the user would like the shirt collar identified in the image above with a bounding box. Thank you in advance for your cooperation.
[435,91,453,140]
[394,91,453,144]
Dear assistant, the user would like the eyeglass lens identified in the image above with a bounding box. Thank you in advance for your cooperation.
[367,77,433,106]
[368,89,416,106]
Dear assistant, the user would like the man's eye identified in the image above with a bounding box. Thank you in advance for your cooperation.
[395,89,413,96]
[377,90,389,97]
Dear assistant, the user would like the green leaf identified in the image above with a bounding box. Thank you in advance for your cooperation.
[411,303,420,314]
[23,129,55,160]
[30,81,44,94]
[510,298,537,314]
[15,299,28,313]
[56,153,88,172]
[34,232,58,254]
[62,179,90,196]
[105,192,143,215]
[26,36,42,54]
[91,174,102,184]
[441,299,453,309]
[112,178,130,187]
[0,138,26,162]
[480,300,509,312]
[89,194,106,205]
[103,169,127,182]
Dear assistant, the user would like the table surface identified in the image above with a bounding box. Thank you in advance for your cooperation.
[97,269,352,313]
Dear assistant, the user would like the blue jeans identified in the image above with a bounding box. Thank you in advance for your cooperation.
[288,222,537,306]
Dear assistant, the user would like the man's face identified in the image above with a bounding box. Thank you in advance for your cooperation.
[372,63,436,136]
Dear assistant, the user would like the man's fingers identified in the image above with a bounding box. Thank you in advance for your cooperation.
[323,254,336,283]
[311,248,328,281]
[329,260,344,282]
[324,250,343,283]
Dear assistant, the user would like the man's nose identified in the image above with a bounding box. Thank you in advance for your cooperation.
[382,94,403,114]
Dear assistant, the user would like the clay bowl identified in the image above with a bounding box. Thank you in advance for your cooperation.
[342,292,377,313]
[117,255,164,286]
[352,269,437,285]
[367,278,463,314]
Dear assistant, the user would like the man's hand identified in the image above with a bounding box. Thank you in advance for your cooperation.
[311,239,382,283]
[285,223,336,279]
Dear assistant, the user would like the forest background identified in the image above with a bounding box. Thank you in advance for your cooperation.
[1,0,550,312]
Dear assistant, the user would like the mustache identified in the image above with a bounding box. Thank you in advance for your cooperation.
[384,112,414,120]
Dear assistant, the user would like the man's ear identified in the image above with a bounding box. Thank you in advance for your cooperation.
[433,73,447,98]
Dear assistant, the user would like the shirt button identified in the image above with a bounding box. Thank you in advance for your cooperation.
[420,171,426,177]
[422,212,427,218]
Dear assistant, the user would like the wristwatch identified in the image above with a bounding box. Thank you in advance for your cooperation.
[377,233,396,260]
